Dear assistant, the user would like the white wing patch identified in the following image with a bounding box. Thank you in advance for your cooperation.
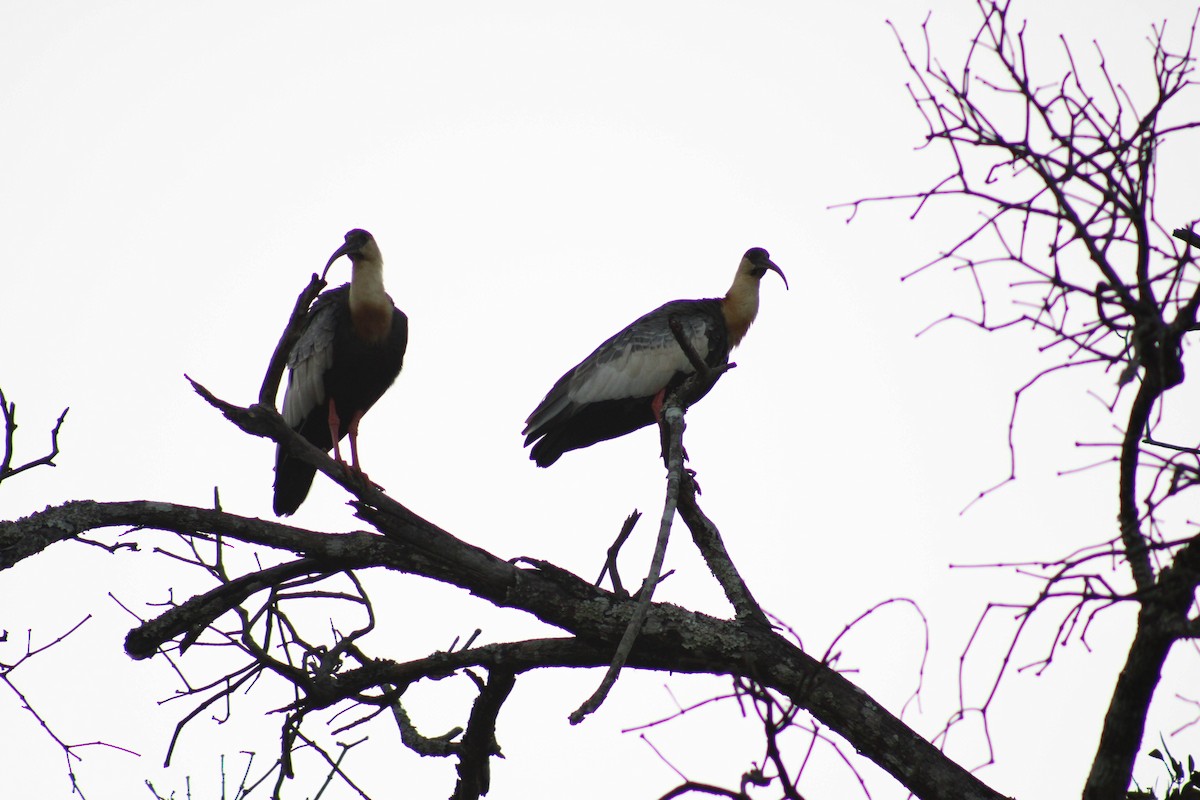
[523,299,720,438]
[282,346,333,428]
[280,289,342,428]
[568,316,710,404]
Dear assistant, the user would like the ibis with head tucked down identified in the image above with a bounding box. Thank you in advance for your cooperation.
[273,229,409,515]
[522,247,787,467]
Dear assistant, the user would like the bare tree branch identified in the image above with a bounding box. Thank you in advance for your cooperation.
[452,668,515,800]
[1173,226,1200,249]
[858,4,1200,797]
[0,386,68,485]
[677,475,770,628]
[0,489,1007,800]
[596,509,642,597]
[570,402,688,725]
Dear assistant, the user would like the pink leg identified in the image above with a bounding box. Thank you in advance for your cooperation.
[328,400,346,465]
[348,411,366,475]
[651,388,666,422]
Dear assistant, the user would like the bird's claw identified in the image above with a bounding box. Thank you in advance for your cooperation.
[338,462,385,492]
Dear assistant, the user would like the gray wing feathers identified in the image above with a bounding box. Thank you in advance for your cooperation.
[524,305,713,435]
[569,315,709,403]
[280,291,341,428]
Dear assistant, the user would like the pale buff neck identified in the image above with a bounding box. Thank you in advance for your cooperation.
[349,259,394,342]
[722,270,761,348]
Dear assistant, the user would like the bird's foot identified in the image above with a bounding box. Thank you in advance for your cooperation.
[344,464,386,493]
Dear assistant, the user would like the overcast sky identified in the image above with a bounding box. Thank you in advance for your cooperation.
[2,2,1199,798]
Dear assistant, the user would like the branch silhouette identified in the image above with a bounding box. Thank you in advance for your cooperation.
[0,374,1007,800]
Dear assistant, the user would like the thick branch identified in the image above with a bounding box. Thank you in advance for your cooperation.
[1173,226,1200,249]
[2,497,1007,800]
[1085,535,1200,799]
[453,669,516,800]
[1118,382,1159,593]
[1084,609,1180,800]
[125,557,339,659]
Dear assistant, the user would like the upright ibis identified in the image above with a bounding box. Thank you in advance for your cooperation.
[272,229,409,515]
[522,247,787,466]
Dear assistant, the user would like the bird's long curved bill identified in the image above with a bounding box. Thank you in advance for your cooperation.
[767,261,790,291]
[321,242,354,279]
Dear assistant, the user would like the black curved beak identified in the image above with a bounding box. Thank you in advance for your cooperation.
[766,260,789,291]
[324,242,354,273]
[321,239,359,280]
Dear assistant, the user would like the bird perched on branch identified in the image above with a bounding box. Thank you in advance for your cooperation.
[273,229,408,515]
[523,247,787,467]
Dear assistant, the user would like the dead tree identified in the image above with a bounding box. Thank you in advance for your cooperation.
[1,368,1007,800]
[4,4,1199,799]
[844,2,1200,798]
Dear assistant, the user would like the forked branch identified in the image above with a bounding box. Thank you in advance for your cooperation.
[0,386,69,485]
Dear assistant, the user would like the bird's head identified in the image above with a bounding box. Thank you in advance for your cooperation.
[741,247,788,290]
[322,229,382,278]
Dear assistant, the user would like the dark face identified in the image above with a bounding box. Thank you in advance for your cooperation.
[744,247,789,289]
[342,229,372,254]
[745,247,771,264]
[324,229,375,274]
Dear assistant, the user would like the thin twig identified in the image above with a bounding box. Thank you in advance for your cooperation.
[569,405,687,724]
[0,387,69,484]
[677,477,770,627]
[596,510,642,596]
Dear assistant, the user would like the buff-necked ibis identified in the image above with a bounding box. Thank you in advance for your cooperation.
[272,229,409,515]
[522,247,787,466]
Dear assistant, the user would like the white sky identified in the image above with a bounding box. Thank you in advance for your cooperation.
[2,1,1199,798]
